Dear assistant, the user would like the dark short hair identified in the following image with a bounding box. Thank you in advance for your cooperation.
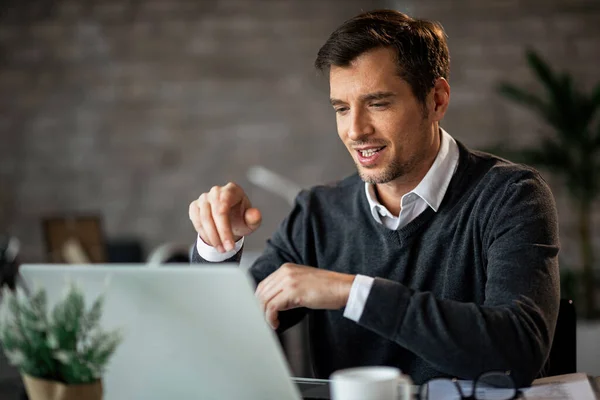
[315,9,450,106]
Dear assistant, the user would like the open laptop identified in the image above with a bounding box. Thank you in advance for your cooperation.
[19,264,331,400]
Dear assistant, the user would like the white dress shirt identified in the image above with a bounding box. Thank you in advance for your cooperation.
[197,129,459,322]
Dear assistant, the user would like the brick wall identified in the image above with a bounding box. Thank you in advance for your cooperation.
[1,0,599,269]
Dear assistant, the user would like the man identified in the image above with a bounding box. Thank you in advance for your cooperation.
[188,10,559,386]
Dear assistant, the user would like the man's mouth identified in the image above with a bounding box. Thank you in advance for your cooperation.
[355,146,387,166]
[358,147,385,157]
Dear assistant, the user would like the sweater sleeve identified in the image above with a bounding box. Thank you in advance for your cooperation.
[356,172,560,387]
[190,191,312,333]
[247,190,312,333]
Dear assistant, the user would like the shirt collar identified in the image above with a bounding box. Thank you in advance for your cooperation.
[365,128,459,220]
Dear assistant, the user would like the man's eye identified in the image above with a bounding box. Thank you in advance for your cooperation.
[335,107,349,114]
[371,102,389,108]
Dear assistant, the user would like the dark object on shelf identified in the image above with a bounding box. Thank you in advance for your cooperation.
[105,238,145,263]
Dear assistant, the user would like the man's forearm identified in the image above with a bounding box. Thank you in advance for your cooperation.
[357,277,557,387]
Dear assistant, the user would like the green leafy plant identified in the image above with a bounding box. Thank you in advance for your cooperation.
[496,48,600,318]
[0,283,123,384]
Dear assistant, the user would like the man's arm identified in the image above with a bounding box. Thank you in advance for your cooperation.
[190,190,314,332]
[245,191,315,332]
[191,235,311,333]
[356,172,560,387]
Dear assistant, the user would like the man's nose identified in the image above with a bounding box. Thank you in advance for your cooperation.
[347,109,374,141]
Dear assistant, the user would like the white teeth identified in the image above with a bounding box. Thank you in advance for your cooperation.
[360,148,381,157]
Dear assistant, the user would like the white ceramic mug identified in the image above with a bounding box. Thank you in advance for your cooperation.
[330,366,413,400]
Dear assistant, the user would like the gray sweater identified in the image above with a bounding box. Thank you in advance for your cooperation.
[192,141,560,387]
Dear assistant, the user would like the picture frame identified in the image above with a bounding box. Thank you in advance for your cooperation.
[42,215,107,263]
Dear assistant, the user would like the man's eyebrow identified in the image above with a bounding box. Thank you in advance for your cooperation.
[329,91,396,106]
[360,91,396,102]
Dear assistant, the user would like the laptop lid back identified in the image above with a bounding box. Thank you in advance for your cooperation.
[19,264,302,400]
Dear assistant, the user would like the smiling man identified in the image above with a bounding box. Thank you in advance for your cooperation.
[188,10,559,387]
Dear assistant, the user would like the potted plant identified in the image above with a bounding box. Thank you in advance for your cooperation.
[0,283,122,400]
[495,49,600,319]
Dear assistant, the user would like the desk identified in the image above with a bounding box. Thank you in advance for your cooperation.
[1,375,600,399]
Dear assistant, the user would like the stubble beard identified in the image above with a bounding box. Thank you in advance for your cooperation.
[357,114,431,185]
[357,157,412,184]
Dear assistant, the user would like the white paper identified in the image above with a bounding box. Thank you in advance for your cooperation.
[523,373,597,400]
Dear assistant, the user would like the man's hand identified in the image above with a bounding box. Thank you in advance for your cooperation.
[255,263,356,330]
[189,182,262,253]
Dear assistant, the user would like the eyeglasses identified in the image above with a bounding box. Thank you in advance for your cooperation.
[419,371,524,400]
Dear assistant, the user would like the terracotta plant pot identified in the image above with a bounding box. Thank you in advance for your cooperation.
[22,374,103,400]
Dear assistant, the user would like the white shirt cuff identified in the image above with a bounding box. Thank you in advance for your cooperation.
[343,274,375,322]
[196,235,244,262]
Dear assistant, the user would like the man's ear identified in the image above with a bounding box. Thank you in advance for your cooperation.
[431,78,450,122]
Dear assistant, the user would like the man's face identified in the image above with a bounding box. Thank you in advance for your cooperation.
[329,47,436,185]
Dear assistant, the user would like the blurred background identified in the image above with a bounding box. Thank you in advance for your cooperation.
[1,0,600,383]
